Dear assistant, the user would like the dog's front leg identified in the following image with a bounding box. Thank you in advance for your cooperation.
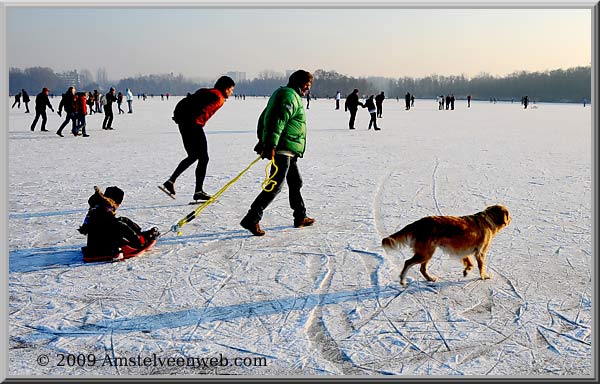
[475,247,492,280]
[400,255,422,287]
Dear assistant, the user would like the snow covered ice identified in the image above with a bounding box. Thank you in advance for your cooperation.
[8,96,592,376]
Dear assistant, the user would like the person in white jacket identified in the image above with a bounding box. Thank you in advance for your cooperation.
[126,88,134,113]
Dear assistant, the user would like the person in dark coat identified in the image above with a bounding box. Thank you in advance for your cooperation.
[450,94,455,110]
[445,94,451,110]
[345,89,363,130]
[79,186,159,261]
[30,88,54,131]
[375,91,385,118]
[523,95,529,109]
[12,92,21,109]
[410,94,415,107]
[22,89,31,113]
[467,94,472,108]
[56,86,77,137]
[93,90,100,113]
[102,87,118,130]
[404,92,411,110]
[87,92,95,115]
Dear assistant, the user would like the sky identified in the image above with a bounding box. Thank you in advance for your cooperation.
[5,6,593,81]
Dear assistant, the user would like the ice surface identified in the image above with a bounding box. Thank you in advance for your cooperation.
[8,96,592,376]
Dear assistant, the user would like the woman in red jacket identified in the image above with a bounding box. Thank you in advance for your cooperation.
[73,92,89,137]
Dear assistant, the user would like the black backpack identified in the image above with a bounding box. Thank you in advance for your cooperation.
[172,88,220,125]
[172,94,194,125]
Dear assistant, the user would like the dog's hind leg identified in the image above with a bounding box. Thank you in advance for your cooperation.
[462,255,475,277]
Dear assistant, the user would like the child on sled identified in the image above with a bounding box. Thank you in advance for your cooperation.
[79,186,160,262]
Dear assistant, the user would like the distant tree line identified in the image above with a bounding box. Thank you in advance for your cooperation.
[10,66,591,103]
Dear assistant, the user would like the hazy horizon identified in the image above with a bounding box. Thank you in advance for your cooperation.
[6,7,592,82]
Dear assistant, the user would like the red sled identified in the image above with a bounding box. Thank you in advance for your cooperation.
[82,239,157,263]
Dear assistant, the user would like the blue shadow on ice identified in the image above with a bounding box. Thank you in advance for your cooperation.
[23,283,449,341]
[9,245,85,273]
[9,227,270,274]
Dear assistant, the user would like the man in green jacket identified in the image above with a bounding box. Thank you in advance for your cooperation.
[240,70,315,236]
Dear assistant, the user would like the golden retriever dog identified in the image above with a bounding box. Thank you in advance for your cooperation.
[382,205,511,287]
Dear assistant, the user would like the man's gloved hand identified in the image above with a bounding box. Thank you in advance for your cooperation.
[261,146,275,160]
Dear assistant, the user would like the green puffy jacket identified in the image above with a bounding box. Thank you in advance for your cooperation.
[257,86,307,157]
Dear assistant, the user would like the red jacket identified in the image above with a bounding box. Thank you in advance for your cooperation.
[194,88,225,126]
[173,88,227,127]
[75,94,87,115]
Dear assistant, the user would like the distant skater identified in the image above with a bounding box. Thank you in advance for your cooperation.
[306,91,311,109]
[102,87,117,130]
[56,86,77,137]
[126,88,134,113]
[22,89,31,113]
[467,94,472,108]
[74,92,89,137]
[345,89,363,130]
[93,90,100,113]
[12,92,21,109]
[87,92,95,115]
[30,87,54,131]
[410,94,415,107]
[117,91,125,114]
[375,91,385,118]
[335,90,341,110]
[404,92,411,110]
[523,95,529,109]
[160,76,235,202]
[450,94,455,110]
[363,95,380,131]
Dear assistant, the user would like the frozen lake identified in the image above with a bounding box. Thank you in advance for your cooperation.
[7,95,593,377]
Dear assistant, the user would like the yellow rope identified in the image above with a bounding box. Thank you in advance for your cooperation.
[171,155,262,235]
[261,158,278,192]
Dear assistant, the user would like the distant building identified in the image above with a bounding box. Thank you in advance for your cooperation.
[56,70,81,88]
[226,71,247,83]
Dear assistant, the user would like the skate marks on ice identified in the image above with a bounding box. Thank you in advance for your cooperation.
[9,201,196,220]
[19,284,411,342]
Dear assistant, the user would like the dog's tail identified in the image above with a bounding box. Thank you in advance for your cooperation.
[381,224,414,250]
